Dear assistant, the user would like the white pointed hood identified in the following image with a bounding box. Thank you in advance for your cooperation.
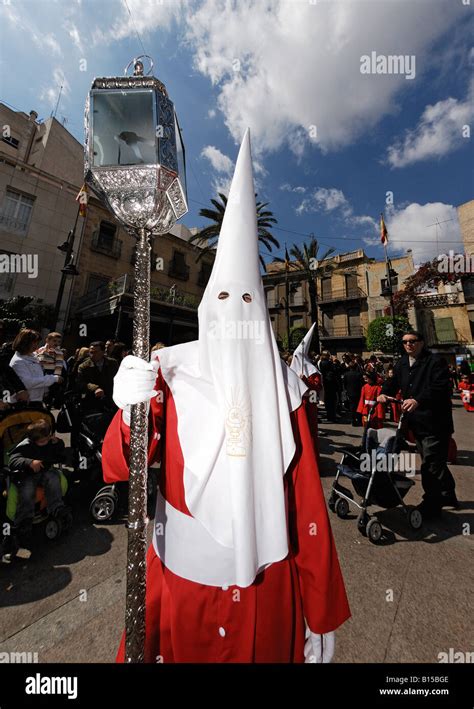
[156,129,307,587]
[290,323,320,378]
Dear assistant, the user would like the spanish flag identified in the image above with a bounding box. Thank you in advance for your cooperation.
[76,183,88,218]
[285,246,290,271]
[380,213,388,246]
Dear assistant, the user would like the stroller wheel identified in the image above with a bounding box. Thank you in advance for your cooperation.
[357,511,369,536]
[408,507,423,530]
[328,492,337,512]
[90,493,116,523]
[44,517,61,540]
[366,519,383,543]
[335,497,349,519]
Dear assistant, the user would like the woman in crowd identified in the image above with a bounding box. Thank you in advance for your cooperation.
[10,329,63,403]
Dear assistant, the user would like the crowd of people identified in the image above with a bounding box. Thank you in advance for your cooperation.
[0,316,470,544]
[281,346,472,427]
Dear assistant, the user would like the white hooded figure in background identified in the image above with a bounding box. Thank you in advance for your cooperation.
[104,129,350,664]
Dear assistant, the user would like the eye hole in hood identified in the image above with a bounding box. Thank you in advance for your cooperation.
[218,291,229,300]
[242,293,252,303]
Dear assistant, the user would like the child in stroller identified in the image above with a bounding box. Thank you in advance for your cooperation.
[328,399,423,543]
[1,410,72,559]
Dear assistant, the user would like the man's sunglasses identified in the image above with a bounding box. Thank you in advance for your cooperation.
[402,339,419,344]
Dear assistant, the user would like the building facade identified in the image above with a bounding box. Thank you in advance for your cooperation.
[263,248,415,356]
[0,102,211,350]
[0,104,84,323]
[457,199,474,351]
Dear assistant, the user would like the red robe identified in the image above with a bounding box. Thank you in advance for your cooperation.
[102,371,350,663]
[458,382,474,412]
[302,372,321,460]
[357,383,385,429]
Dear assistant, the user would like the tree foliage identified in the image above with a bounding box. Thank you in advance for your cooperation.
[366,315,411,355]
[0,296,54,335]
[190,192,280,271]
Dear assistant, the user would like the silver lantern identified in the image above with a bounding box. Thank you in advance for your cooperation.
[84,56,188,663]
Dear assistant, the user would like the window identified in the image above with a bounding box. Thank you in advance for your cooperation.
[381,276,398,294]
[434,317,456,343]
[198,261,213,287]
[86,274,110,295]
[0,188,35,233]
[1,136,19,149]
[375,309,384,319]
[169,250,189,280]
[97,220,116,248]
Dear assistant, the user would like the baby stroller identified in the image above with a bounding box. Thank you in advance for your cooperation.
[60,390,157,523]
[328,400,423,543]
[0,404,72,556]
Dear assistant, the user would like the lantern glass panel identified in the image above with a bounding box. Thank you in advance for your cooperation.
[174,111,187,198]
[91,89,157,167]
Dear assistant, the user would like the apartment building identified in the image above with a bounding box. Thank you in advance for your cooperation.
[263,248,415,355]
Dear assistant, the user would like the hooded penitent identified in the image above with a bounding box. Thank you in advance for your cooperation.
[290,323,320,378]
[155,129,306,588]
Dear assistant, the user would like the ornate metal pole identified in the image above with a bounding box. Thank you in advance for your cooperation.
[84,56,188,662]
[125,227,151,662]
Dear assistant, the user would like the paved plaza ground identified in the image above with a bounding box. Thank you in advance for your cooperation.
[0,396,472,663]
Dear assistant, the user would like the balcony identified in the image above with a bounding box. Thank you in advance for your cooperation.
[416,292,460,308]
[168,260,190,281]
[289,294,307,310]
[75,274,201,315]
[319,286,366,304]
[90,231,123,259]
[320,325,365,339]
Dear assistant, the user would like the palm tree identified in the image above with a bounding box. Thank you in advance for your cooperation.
[275,236,335,354]
[189,192,280,271]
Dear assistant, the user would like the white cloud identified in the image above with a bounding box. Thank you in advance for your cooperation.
[296,186,377,234]
[2,4,62,56]
[39,69,71,107]
[201,145,234,195]
[208,109,217,118]
[387,82,473,168]
[63,21,84,54]
[85,0,462,158]
[201,145,233,173]
[280,183,306,193]
[364,202,463,262]
[185,0,462,155]
[95,0,182,44]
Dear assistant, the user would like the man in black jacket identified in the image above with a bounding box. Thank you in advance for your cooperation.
[378,330,458,518]
[343,361,364,426]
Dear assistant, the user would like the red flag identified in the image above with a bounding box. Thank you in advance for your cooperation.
[76,184,88,218]
[380,213,388,246]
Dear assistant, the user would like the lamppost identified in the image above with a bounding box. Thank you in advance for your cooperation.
[381,260,398,357]
[53,224,80,329]
[84,55,187,662]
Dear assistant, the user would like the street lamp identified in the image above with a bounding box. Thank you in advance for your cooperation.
[84,55,188,663]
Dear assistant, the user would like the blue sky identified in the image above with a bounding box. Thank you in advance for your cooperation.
[1,0,473,266]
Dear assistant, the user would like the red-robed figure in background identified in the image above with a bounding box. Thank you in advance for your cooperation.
[357,372,385,429]
[102,131,350,663]
[289,323,322,459]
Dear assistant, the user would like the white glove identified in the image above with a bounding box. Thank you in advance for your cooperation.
[113,355,159,425]
[304,630,335,663]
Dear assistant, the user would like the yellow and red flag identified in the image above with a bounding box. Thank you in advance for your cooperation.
[76,183,88,218]
[380,213,388,246]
